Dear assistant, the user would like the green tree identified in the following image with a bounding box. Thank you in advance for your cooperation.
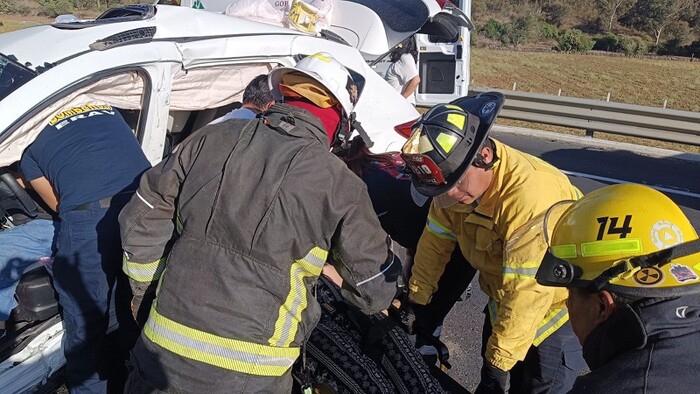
[594,0,633,31]
[557,29,595,52]
[506,15,538,47]
[621,0,697,45]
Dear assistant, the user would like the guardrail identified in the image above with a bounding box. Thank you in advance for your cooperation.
[468,87,700,146]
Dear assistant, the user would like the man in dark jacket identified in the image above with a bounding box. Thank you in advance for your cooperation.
[535,183,700,393]
[120,52,400,393]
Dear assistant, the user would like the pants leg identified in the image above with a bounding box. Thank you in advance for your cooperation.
[481,312,586,394]
[0,219,57,321]
[510,322,585,394]
[413,247,476,359]
[53,205,121,394]
[124,368,166,394]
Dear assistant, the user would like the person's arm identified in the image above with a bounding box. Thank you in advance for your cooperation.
[401,75,420,98]
[329,182,402,315]
[408,203,457,305]
[20,152,59,211]
[119,132,206,316]
[484,192,566,372]
[27,177,59,212]
[398,53,420,100]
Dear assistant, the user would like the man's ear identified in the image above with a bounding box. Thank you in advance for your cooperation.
[597,290,617,321]
[480,145,495,165]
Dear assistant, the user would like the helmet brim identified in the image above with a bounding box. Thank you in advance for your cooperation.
[269,66,315,101]
[268,64,365,117]
[411,91,505,197]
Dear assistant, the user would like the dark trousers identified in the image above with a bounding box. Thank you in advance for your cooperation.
[52,197,135,393]
[481,313,586,394]
[124,368,165,394]
[413,247,476,337]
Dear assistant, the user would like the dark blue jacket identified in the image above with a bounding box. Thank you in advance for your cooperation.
[571,295,700,393]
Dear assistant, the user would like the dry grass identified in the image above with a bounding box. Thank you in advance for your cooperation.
[470,48,700,153]
[471,48,700,112]
[0,15,53,34]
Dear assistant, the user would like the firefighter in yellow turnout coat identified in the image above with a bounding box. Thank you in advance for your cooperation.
[401,93,587,393]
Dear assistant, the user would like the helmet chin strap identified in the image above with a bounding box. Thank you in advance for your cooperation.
[332,112,373,151]
[587,238,700,292]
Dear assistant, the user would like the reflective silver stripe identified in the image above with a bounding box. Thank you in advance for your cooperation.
[502,267,539,278]
[122,257,167,282]
[357,252,396,286]
[144,308,298,376]
[533,309,569,346]
[136,191,154,209]
[426,217,456,240]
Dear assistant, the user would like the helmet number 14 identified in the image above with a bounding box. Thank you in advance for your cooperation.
[596,215,633,240]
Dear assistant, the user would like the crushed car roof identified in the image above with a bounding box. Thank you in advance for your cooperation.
[0,5,304,71]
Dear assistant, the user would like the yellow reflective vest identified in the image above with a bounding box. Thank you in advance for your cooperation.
[409,139,582,371]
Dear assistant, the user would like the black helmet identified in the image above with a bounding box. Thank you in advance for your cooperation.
[400,92,504,197]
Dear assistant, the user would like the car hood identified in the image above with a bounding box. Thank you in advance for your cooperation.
[0,5,303,72]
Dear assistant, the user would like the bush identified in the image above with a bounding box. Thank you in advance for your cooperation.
[510,15,537,45]
[594,33,620,52]
[539,22,560,41]
[39,0,74,17]
[618,35,649,56]
[0,0,33,14]
[481,19,506,40]
[557,29,594,53]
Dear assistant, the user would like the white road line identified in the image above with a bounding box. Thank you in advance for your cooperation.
[562,170,700,199]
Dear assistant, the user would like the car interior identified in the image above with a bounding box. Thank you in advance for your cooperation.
[0,61,278,362]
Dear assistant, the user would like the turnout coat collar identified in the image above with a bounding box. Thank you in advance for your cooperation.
[264,103,331,149]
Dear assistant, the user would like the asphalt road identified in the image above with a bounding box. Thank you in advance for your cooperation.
[438,125,700,392]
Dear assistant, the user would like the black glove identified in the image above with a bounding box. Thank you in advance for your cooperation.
[475,362,510,394]
[401,300,419,335]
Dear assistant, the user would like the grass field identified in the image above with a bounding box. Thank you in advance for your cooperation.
[470,48,700,153]
[471,48,700,113]
[0,15,52,34]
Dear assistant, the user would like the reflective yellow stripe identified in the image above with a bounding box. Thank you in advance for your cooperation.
[533,308,569,346]
[123,256,167,282]
[580,238,642,258]
[144,307,299,376]
[552,244,577,259]
[269,247,327,347]
[503,261,540,279]
[487,300,568,346]
[426,215,456,240]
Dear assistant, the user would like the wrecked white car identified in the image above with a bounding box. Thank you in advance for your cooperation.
[0,1,468,391]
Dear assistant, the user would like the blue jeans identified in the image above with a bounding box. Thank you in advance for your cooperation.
[53,196,132,394]
[0,219,57,321]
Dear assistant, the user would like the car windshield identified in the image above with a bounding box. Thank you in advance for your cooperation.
[0,54,37,102]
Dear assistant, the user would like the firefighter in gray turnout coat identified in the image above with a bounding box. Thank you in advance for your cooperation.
[119,53,400,393]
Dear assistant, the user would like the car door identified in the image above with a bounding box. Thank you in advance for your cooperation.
[332,0,473,106]
[414,0,473,106]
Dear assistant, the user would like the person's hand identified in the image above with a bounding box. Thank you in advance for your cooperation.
[401,300,418,335]
[475,362,510,394]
